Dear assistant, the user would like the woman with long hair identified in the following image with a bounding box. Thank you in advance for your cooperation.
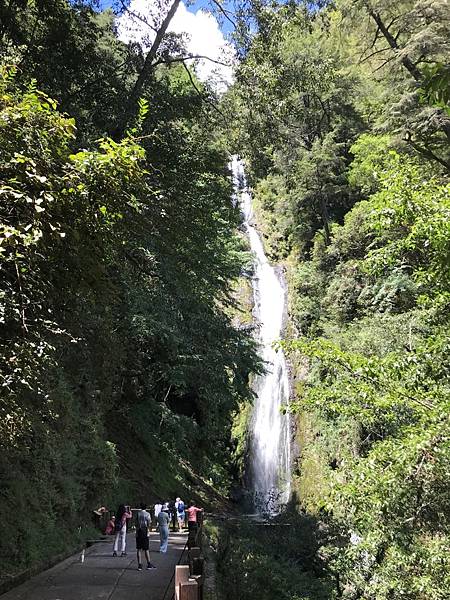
[113,504,132,556]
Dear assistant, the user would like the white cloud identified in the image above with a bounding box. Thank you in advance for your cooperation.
[116,0,235,89]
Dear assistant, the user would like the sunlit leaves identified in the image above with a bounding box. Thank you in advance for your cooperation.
[362,153,450,298]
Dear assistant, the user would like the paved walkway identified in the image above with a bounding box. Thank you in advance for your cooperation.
[1,532,188,600]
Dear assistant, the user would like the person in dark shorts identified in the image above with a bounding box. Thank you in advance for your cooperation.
[135,503,156,570]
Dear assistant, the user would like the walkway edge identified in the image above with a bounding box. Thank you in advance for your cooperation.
[0,540,99,597]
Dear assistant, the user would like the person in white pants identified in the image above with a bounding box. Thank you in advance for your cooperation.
[113,504,132,556]
[153,501,162,531]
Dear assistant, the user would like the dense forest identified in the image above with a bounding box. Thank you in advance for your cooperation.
[0,0,260,581]
[227,1,450,599]
[1,1,449,599]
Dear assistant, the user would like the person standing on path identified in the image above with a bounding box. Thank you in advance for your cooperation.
[154,501,162,531]
[113,504,132,557]
[169,499,177,532]
[135,503,156,570]
[157,508,170,553]
[154,501,162,518]
[105,515,116,535]
[186,501,203,536]
[175,497,185,532]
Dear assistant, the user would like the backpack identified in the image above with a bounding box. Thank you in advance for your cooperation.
[177,501,185,514]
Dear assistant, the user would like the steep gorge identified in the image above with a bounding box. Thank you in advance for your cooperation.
[1,1,449,599]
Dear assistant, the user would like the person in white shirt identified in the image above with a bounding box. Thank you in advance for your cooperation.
[175,497,185,532]
[157,509,170,553]
[153,502,162,531]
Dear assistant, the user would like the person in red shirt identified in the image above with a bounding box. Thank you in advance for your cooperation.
[105,515,116,535]
[185,501,203,534]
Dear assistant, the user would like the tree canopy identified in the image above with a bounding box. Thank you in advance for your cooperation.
[231,1,450,597]
[0,1,449,597]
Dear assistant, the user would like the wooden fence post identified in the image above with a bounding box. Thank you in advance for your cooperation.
[175,565,191,600]
[179,580,198,600]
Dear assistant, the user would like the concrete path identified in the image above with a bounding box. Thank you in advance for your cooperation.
[1,531,188,600]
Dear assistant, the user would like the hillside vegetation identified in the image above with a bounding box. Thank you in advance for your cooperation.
[1,1,449,598]
[0,0,259,581]
[231,1,450,598]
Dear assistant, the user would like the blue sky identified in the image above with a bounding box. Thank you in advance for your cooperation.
[105,0,235,86]
[97,0,234,34]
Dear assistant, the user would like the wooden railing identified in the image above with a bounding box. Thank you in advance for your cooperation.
[159,513,205,600]
[174,544,204,600]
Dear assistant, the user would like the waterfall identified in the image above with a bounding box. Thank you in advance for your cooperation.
[232,156,291,513]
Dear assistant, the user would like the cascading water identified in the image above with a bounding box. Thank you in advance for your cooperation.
[232,156,291,513]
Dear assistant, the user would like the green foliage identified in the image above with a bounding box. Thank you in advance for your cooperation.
[279,149,450,598]
[287,260,327,335]
[285,148,449,336]
[347,134,393,195]
[337,0,450,170]
[363,154,450,299]
[0,67,127,572]
[0,57,259,579]
[252,174,293,259]
[233,4,450,595]
[230,399,252,480]
[1,1,449,597]
[419,63,450,116]
[0,1,135,142]
[210,514,338,600]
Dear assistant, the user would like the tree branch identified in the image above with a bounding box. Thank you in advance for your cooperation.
[182,62,226,119]
[359,45,391,64]
[385,15,402,33]
[403,132,450,172]
[65,58,132,101]
[152,54,231,68]
[368,10,423,81]
[118,0,158,33]
[369,24,381,49]
[209,0,237,29]
[372,54,396,73]
[114,0,182,137]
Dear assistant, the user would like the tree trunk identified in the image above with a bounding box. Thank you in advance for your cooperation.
[368,10,450,144]
[113,0,181,138]
[368,11,423,82]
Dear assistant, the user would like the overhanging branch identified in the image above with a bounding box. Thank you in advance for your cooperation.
[152,54,231,68]
[182,62,226,120]
[210,0,237,29]
[403,132,450,172]
[118,0,158,33]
